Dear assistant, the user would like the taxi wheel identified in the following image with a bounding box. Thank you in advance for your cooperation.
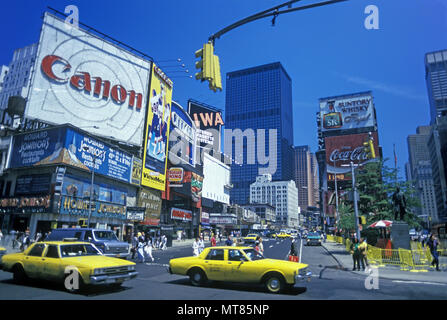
[188,268,207,287]
[264,273,285,294]
[12,264,27,283]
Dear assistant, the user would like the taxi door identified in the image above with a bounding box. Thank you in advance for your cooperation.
[41,244,63,281]
[202,249,226,281]
[23,243,47,278]
[225,249,260,283]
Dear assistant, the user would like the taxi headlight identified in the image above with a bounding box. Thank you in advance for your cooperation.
[299,267,308,276]
[93,268,104,275]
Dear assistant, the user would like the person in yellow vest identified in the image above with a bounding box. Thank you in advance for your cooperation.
[358,237,368,270]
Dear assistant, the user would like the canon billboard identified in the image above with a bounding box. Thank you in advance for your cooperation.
[319,92,376,132]
[325,132,379,181]
[25,13,151,146]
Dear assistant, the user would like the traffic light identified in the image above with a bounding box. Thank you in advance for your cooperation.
[195,43,213,81]
[363,134,376,159]
[78,218,87,227]
[209,53,222,92]
[195,42,222,92]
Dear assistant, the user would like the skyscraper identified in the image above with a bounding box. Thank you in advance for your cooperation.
[0,43,38,125]
[225,62,294,204]
[406,126,437,222]
[425,49,447,124]
[293,146,312,211]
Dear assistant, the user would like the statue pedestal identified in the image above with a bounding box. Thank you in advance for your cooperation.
[390,221,410,250]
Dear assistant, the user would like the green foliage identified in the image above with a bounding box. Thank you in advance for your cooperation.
[339,158,423,230]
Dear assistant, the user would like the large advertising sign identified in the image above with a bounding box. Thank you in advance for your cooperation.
[169,101,196,167]
[187,100,223,150]
[138,188,162,226]
[319,92,375,132]
[202,153,230,204]
[9,126,133,183]
[141,64,173,191]
[171,207,192,222]
[15,174,51,195]
[25,12,151,146]
[325,132,379,181]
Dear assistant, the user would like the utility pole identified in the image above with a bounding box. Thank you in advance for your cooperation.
[350,161,360,240]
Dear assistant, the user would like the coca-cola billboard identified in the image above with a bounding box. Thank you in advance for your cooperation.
[25,12,151,146]
[325,132,379,181]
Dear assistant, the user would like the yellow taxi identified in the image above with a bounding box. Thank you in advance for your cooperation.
[276,232,291,238]
[168,246,311,293]
[243,233,259,245]
[0,240,138,293]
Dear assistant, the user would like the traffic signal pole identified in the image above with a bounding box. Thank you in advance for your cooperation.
[208,0,350,44]
[350,161,360,240]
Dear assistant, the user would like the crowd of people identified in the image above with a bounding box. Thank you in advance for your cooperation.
[130,232,168,263]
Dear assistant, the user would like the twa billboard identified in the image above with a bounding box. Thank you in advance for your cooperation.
[325,132,379,181]
[187,99,223,150]
[25,12,151,146]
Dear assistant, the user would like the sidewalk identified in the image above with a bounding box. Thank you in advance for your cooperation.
[322,241,447,284]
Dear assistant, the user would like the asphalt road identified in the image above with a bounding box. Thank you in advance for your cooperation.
[0,238,446,300]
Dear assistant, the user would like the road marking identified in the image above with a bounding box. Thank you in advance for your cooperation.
[145,263,170,267]
[269,245,274,248]
[392,280,447,286]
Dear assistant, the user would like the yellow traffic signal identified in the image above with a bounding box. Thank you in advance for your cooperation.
[209,54,222,92]
[195,43,213,81]
[368,139,376,159]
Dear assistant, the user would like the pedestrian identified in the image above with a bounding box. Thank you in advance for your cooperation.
[350,238,361,271]
[21,231,31,251]
[35,231,42,243]
[358,237,368,270]
[256,236,264,255]
[137,236,146,263]
[131,233,138,260]
[198,236,205,254]
[427,234,440,271]
[254,241,260,253]
[161,235,167,250]
[210,233,217,247]
[225,236,232,246]
[192,237,200,256]
[0,229,3,245]
[232,238,237,246]
[144,237,155,262]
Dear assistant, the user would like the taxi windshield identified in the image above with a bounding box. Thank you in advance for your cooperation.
[243,248,265,261]
[60,244,102,257]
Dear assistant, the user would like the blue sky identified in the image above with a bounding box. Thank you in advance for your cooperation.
[1,0,446,179]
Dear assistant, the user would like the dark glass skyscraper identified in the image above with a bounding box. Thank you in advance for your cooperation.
[225,62,294,204]
[425,49,447,124]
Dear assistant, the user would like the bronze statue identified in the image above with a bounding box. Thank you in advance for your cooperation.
[392,187,406,221]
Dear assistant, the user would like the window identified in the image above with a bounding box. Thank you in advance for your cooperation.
[228,249,246,261]
[74,232,83,240]
[45,245,60,258]
[28,244,46,257]
[84,230,93,241]
[205,249,224,261]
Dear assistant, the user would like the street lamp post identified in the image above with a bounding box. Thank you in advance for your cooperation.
[349,162,360,240]
[83,146,97,227]
[332,159,340,227]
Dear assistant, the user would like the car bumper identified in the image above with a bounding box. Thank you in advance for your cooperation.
[89,271,138,284]
[295,271,312,286]
[306,240,321,245]
[103,252,131,259]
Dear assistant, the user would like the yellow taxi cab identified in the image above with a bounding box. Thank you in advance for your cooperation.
[276,232,291,238]
[0,240,138,293]
[243,233,259,245]
[168,246,311,294]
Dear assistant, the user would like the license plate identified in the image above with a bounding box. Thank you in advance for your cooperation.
[116,254,121,257]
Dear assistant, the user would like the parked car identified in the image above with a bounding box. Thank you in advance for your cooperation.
[168,246,311,294]
[46,228,130,259]
[0,240,138,293]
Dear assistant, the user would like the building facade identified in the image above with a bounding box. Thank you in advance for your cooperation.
[0,43,38,125]
[249,174,298,228]
[425,50,447,124]
[406,125,438,221]
[225,62,294,205]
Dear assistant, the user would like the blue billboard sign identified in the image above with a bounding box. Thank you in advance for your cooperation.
[9,126,133,183]
[169,101,196,167]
